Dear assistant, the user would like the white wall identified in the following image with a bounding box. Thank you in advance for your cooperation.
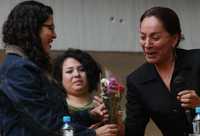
[0,0,200,51]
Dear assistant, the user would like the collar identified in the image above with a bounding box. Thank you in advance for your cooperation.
[133,63,158,84]
[174,48,192,72]
[135,48,192,84]
[5,45,27,58]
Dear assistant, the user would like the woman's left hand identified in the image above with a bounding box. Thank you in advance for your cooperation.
[177,89,200,108]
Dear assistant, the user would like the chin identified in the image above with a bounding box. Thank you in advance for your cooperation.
[146,58,158,64]
[74,87,84,91]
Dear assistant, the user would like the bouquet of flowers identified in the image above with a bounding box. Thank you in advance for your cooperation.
[100,77,124,124]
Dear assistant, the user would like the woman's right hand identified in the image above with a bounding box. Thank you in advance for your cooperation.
[95,124,118,136]
[90,96,109,122]
[177,89,200,108]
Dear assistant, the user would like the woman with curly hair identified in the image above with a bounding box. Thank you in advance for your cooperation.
[0,1,117,136]
[53,48,119,136]
[0,1,66,136]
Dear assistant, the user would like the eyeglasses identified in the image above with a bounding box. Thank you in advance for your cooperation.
[42,24,55,32]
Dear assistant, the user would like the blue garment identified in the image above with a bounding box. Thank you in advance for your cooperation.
[0,52,96,136]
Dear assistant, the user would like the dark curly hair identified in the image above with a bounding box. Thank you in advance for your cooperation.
[53,48,102,93]
[2,0,53,71]
[140,6,182,47]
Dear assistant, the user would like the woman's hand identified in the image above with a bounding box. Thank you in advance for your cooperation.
[90,96,109,122]
[177,89,200,108]
[117,111,125,136]
[95,124,118,136]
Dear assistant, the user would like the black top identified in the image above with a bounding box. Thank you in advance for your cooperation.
[125,48,200,136]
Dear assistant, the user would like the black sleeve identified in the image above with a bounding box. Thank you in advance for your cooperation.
[72,123,96,136]
[125,76,149,136]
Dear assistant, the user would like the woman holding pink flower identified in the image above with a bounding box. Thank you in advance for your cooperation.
[53,48,119,136]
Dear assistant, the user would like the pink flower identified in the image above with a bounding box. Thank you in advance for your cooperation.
[101,77,124,95]
[100,76,124,124]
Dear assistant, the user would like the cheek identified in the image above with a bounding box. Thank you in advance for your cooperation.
[81,73,88,84]
[62,79,71,91]
[157,41,171,51]
[152,41,165,50]
[40,33,49,49]
[41,31,51,41]
[62,74,71,88]
[154,42,172,58]
[40,30,46,40]
[83,73,87,79]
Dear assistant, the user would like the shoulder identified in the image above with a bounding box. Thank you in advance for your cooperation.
[127,63,156,84]
[176,48,200,64]
[177,48,200,58]
[1,53,40,74]
[0,53,42,84]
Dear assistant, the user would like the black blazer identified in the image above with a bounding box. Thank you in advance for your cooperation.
[125,48,200,136]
